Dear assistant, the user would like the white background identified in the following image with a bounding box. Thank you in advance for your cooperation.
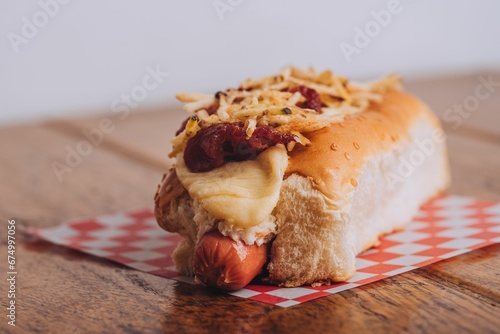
[1,0,499,125]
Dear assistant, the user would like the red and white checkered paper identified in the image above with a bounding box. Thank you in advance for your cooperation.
[32,195,500,307]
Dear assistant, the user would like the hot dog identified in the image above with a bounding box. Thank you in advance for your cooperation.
[154,66,450,290]
[193,230,268,290]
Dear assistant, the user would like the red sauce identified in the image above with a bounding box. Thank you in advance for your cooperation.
[184,122,296,172]
[289,85,323,113]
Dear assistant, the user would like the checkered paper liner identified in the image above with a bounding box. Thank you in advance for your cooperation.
[32,195,500,307]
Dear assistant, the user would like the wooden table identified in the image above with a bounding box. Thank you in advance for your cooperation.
[1,72,499,334]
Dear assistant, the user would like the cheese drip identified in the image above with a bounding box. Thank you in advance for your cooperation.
[176,145,288,228]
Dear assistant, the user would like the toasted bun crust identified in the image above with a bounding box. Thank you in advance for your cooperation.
[287,91,441,206]
[155,91,450,287]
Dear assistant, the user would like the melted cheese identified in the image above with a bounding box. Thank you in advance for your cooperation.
[176,145,288,228]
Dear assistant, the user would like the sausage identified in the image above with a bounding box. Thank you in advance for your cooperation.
[193,230,269,291]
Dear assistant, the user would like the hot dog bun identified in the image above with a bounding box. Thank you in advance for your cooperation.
[267,91,449,286]
[154,68,450,289]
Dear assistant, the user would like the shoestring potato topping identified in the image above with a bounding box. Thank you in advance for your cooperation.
[170,66,401,158]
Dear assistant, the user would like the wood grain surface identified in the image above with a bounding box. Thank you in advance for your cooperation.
[0,72,499,334]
